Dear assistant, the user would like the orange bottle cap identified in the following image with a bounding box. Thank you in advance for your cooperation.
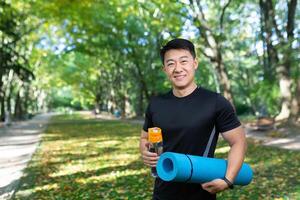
[148,127,162,143]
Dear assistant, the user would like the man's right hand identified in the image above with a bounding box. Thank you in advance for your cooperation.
[140,141,160,167]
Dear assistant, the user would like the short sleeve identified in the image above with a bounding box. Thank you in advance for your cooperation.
[143,102,153,132]
[215,94,241,133]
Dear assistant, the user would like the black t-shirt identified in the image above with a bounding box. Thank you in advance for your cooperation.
[143,86,241,200]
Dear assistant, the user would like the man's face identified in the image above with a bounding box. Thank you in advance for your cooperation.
[163,49,198,89]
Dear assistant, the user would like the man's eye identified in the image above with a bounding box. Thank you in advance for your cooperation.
[167,63,174,66]
[181,60,187,64]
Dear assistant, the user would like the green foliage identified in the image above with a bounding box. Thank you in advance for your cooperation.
[47,87,84,111]
[24,0,187,113]
[249,80,281,116]
[0,0,41,119]
[14,114,300,199]
[1,0,299,117]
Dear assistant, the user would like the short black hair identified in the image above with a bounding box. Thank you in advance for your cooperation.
[160,38,196,64]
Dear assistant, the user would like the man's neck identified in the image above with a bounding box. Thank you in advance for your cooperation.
[172,83,197,98]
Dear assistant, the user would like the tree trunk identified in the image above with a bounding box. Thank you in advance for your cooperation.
[23,84,30,118]
[0,94,4,122]
[259,0,277,81]
[135,62,150,101]
[291,79,300,120]
[259,0,278,74]
[200,33,234,104]
[276,76,292,120]
[189,0,234,104]
[0,70,4,121]
[136,85,144,117]
[276,0,297,120]
[120,93,126,118]
[259,0,297,120]
[14,91,22,119]
[5,70,14,115]
[94,92,101,114]
[215,52,234,104]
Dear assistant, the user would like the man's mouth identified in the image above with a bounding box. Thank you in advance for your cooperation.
[173,75,186,80]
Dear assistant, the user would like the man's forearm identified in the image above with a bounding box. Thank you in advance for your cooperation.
[225,140,247,182]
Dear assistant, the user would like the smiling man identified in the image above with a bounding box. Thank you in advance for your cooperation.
[139,38,247,200]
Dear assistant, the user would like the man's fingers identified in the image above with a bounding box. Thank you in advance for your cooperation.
[201,182,213,188]
[202,186,216,194]
[201,182,217,194]
[142,151,159,161]
[144,162,157,167]
[143,159,158,164]
[142,155,159,161]
[143,159,158,167]
[142,153,159,159]
[143,158,159,166]
[201,179,226,194]
[143,150,158,157]
[141,150,159,167]
[140,147,161,168]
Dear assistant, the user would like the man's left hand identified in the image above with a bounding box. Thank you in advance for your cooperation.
[201,179,229,194]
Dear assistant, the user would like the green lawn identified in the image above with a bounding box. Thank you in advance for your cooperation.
[14,114,300,200]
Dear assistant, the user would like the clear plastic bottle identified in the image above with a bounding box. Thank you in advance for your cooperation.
[148,127,163,177]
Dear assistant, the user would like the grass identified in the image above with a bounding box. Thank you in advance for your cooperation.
[13,114,300,200]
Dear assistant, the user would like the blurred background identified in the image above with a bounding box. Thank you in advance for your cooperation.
[0,1,300,199]
[0,0,299,121]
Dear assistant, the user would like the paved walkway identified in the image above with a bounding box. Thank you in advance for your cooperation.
[0,113,54,200]
[245,127,300,150]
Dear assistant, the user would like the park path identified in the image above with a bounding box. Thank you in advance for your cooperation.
[0,113,54,200]
[245,127,300,151]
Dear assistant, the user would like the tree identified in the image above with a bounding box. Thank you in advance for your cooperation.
[259,0,299,120]
[0,1,36,120]
[184,0,235,104]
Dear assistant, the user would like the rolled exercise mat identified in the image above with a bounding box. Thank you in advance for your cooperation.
[156,152,253,185]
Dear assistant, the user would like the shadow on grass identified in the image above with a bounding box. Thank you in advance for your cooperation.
[14,159,153,200]
[45,119,139,141]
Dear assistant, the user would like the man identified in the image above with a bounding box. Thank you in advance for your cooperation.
[139,38,246,200]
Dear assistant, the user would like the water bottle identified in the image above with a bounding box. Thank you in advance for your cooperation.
[148,127,163,177]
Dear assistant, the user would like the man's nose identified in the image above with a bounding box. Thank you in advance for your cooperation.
[173,62,183,72]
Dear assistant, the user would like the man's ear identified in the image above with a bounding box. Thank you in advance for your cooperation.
[162,65,166,73]
[193,59,198,70]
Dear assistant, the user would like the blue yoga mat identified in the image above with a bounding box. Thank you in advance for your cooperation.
[156,152,253,185]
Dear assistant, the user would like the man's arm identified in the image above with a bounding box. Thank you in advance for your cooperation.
[221,125,247,183]
[139,130,159,167]
[201,125,247,194]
